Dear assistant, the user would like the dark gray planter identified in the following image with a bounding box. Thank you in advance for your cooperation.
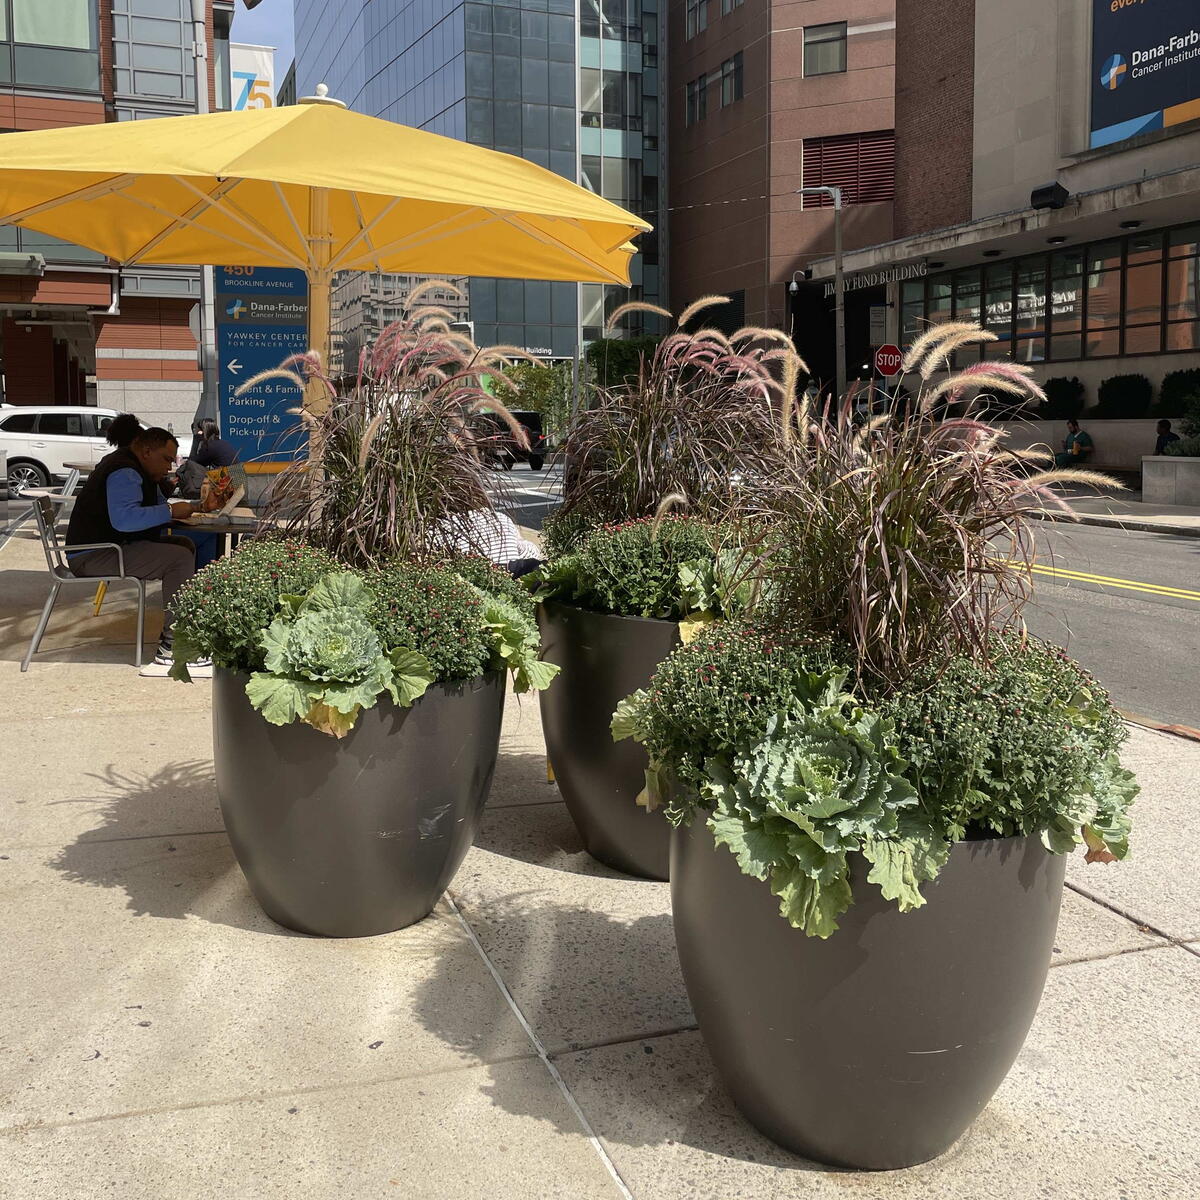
[671,818,1066,1169]
[213,668,504,938]
[537,602,678,880]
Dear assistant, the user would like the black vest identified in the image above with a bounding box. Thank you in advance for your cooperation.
[66,448,167,548]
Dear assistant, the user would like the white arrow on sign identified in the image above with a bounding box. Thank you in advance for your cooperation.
[227,359,243,375]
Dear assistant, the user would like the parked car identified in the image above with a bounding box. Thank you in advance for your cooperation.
[480,409,546,472]
[0,405,193,493]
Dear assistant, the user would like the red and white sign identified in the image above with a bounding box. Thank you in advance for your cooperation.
[874,344,903,377]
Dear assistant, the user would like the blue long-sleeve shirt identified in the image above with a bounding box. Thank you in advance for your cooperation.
[106,467,172,533]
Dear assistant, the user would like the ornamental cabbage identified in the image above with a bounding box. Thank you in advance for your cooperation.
[245,572,433,738]
[615,667,949,939]
[702,689,948,939]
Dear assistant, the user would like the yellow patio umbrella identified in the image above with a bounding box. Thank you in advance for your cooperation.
[0,85,650,410]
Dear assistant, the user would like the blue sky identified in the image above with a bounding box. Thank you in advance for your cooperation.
[231,0,296,72]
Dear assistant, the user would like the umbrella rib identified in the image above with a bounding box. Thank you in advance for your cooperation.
[326,196,405,271]
[171,176,309,271]
[496,212,627,284]
[124,177,240,264]
[121,190,297,266]
[2,173,140,223]
[349,193,383,272]
[332,210,499,271]
[271,183,311,266]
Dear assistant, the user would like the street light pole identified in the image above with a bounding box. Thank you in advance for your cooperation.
[795,186,845,401]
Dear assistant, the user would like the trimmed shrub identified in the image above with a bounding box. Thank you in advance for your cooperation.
[1093,373,1153,418]
[1041,376,1086,421]
[1155,368,1200,418]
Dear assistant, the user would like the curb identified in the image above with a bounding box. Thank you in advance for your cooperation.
[1035,510,1200,539]
[1120,710,1200,743]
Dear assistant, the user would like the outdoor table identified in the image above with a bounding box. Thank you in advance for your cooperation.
[62,460,95,474]
[174,509,260,557]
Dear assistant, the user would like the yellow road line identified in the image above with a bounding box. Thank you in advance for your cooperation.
[1023,561,1200,602]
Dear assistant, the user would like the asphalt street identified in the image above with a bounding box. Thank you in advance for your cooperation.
[496,469,1200,730]
[1024,521,1200,730]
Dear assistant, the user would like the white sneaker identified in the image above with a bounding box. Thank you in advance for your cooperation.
[139,647,212,679]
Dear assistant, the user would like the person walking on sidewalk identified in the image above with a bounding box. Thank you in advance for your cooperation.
[65,426,212,678]
[1055,419,1093,467]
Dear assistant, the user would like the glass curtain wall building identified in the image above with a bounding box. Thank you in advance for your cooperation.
[294,0,663,361]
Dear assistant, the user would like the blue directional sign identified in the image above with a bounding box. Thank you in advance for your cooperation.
[216,266,309,464]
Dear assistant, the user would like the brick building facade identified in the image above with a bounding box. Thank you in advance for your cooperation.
[0,1,233,433]
[666,0,895,382]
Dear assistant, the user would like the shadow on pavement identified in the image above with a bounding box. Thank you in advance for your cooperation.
[412,886,825,1172]
[49,759,300,937]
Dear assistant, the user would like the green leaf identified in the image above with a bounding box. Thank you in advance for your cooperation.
[708,806,789,881]
[169,633,199,683]
[259,617,293,676]
[862,838,929,913]
[386,647,434,708]
[245,673,320,726]
[515,657,560,693]
[303,572,370,613]
[768,859,852,938]
[611,690,650,743]
[277,592,306,617]
[321,675,388,715]
[474,588,555,693]
[639,760,671,812]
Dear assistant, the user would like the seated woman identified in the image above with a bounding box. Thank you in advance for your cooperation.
[192,419,239,468]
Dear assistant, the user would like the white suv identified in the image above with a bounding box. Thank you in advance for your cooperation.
[0,406,193,493]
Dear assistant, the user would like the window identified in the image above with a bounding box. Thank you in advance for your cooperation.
[904,224,1197,362]
[686,0,707,40]
[804,22,846,76]
[1049,250,1084,361]
[13,0,93,49]
[111,0,192,103]
[0,412,36,433]
[1166,224,1200,350]
[720,53,743,106]
[36,413,87,437]
[687,55,742,125]
[802,131,895,205]
[4,0,99,90]
[721,0,744,13]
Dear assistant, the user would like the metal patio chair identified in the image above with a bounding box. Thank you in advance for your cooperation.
[22,495,147,672]
[0,467,81,553]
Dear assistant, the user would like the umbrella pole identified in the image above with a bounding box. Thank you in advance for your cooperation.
[305,186,334,417]
[304,267,332,417]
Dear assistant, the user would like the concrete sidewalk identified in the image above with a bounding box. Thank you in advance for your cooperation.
[1038,489,1200,537]
[1,534,1198,1199]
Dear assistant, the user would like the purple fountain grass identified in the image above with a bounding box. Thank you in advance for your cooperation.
[557,301,802,528]
[261,294,531,569]
[739,320,1121,686]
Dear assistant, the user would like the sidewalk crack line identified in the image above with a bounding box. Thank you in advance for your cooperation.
[447,894,635,1200]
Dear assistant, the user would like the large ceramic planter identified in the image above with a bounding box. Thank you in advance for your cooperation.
[537,602,678,879]
[213,668,505,937]
[671,819,1066,1169]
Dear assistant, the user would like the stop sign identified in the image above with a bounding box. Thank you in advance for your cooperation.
[874,344,903,376]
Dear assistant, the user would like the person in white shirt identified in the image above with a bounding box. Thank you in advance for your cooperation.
[437,509,543,576]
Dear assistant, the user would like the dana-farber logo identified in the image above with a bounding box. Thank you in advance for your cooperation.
[1100,52,1128,87]
[1127,27,1200,79]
